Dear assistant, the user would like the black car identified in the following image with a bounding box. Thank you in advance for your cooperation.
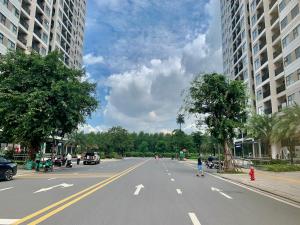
[0,156,17,181]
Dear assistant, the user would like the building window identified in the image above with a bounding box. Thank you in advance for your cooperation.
[0,32,3,44]
[254,58,260,70]
[41,47,46,56]
[253,43,259,54]
[281,17,288,30]
[284,54,292,67]
[293,26,299,39]
[286,73,292,86]
[0,13,6,25]
[282,36,288,48]
[8,40,15,49]
[291,4,299,19]
[256,90,262,101]
[14,8,20,18]
[256,73,261,85]
[279,0,286,12]
[252,28,258,40]
[3,0,8,7]
[45,6,51,17]
[42,33,48,43]
[296,47,300,59]
[287,93,295,106]
[11,23,17,34]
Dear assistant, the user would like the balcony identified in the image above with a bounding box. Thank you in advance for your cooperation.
[272,32,280,42]
[269,0,276,9]
[20,19,29,30]
[37,0,45,11]
[263,89,270,98]
[273,50,282,59]
[275,65,284,76]
[276,84,285,94]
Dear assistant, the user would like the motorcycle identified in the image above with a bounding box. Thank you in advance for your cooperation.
[66,160,73,168]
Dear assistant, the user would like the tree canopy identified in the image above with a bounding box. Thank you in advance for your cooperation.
[0,51,98,157]
[185,73,248,170]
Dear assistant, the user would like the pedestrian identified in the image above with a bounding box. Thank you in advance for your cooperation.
[35,151,42,172]
[77,154,81,165]
[66,153,72,167]
[197,155,204,177]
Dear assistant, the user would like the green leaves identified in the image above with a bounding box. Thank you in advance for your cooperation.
[0,51,98,152]
[185,73,247,143]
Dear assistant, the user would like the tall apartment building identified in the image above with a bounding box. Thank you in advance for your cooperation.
[220,0,300,158]
[0,0,86,68]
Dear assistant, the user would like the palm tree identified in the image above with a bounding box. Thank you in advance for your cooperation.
[246,114,276,158]
[272,105,300,164]
[176,114,185,131]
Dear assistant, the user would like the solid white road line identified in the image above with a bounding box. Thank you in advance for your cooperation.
[176,189,182,194]
[207,173,300,209]
[0,187,14,192]
[219,191,233,199]
[211,187,232,199]
[188,213,201,225]
[171,178,175,181]
[47,178,57,180]
[0,219,19,224]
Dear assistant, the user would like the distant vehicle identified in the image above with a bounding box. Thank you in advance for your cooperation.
[0,156,17,181]
[83,152,100,165]
[206,156,219,169]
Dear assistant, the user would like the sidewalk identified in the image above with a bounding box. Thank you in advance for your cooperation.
[184,159,300,203]
[216,169,300,203]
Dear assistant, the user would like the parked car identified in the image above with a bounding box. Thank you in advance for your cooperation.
[0,156,17,181]
[83,152,100,165]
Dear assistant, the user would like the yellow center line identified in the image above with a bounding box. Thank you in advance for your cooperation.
[13,160,148,225]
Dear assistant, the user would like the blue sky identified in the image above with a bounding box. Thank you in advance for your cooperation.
[81,0,223,133]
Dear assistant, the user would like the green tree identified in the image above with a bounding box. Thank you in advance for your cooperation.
[185,73,247,170]
[246,114,275,157]
[0,51,98,158]
[176,114,185,131]
[138,141,149,154]
[272,105,300,164]
[107,126,132,157]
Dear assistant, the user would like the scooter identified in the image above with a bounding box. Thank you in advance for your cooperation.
[66,160,73,168]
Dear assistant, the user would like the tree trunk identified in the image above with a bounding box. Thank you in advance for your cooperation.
[223,140,235,171]
[28,143,39,160]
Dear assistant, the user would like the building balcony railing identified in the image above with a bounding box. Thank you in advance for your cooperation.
[269,0,277,9]
[263,89,271,98]
[22,5,30,15]
[261,56,268,65]
[37,0,45,11]
[18,37,27,46]
[34,30,42,39]
[275,66,284,76]
[20,20,29,30]
[272,32,280,42]
[270,16,278,26]
[273,50,282,59]
[276,84,286,94]
[262,72,269,82]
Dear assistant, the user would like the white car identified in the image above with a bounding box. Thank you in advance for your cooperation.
[83,152,100,165]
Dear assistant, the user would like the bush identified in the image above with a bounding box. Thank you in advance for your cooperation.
[262,164,300,172]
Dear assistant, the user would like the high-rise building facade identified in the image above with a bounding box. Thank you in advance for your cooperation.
[221,0,300,158]
[0,0,86,68]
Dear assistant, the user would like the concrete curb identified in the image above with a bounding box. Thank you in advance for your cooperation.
[211,172,300,205]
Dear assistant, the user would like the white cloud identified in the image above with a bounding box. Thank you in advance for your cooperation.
[78,124,107,133]
[86,0,222,133]
[83,53,104,65]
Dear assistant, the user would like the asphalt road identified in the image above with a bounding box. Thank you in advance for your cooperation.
[0,158,299,225]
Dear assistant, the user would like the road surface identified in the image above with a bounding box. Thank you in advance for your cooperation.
[0,158,299,225]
